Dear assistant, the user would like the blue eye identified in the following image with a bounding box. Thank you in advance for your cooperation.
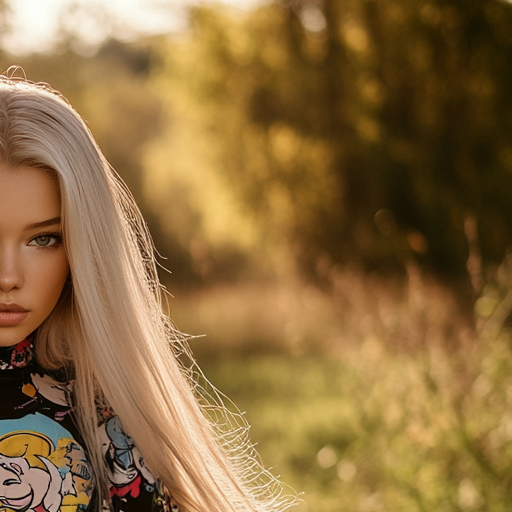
[28,234,62,248]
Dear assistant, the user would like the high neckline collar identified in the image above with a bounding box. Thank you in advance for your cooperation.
[0,336,35,370]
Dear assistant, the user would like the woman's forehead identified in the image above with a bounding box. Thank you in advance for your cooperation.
[0,165,61,232]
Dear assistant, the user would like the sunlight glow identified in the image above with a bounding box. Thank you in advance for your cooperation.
[2,0,262,55]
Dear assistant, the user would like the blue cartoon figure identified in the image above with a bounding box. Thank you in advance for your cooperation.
[99,416,155,499]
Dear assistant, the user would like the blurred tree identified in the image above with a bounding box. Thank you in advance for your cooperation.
[3,0,512,286]
[147,0,512,283]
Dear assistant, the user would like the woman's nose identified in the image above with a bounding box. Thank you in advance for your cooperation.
[0,246,24,292]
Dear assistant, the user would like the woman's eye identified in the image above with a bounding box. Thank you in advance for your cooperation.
[29,234,61,248]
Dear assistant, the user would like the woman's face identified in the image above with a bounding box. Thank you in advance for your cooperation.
[0,165,69,347]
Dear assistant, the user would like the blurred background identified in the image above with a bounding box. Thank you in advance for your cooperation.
[2,0,512,509]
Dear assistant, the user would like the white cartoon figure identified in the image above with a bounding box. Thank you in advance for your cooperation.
[20,374,74,422]
[0,453,62,512]
[29,374,72,408]
[0,432,66,512]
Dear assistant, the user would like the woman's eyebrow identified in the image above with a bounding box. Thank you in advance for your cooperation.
[25,217,61,230]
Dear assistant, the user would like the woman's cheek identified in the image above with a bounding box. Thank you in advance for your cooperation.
[31,249,70,311]
[48,251,70,301]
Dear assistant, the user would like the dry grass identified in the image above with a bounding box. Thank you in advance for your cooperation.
[168,263,471,359]
[164,261,512,511]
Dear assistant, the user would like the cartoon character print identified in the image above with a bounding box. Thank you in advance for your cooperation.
[0,337,73,421]
[99,416,155,498]
[52,440,92,511]
[98,415,179,511]
[59,442,91,497]
[0,453,61,511]
[0,428,93,512]
[152,481,179,512]
[19,374,73,423]
[0,339,34,371]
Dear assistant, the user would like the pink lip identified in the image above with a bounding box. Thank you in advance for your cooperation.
[0,303,28,313]
[0,304,29,327]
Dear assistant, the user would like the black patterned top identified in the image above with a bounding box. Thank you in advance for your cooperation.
[0,337,179,512]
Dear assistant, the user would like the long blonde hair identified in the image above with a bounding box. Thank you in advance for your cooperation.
[0,73,293,512]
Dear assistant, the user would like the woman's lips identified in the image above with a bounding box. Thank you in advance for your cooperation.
[0,304,29,327]
[0,312,29,327]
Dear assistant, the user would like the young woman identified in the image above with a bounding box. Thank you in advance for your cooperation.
[0,72,293,512]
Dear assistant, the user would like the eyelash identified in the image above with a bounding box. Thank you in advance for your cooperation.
[28,232,63,249]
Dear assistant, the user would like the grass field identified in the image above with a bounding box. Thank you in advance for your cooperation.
[169,263,512,511]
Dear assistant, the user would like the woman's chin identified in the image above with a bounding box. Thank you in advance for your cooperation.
[0,327,30,347]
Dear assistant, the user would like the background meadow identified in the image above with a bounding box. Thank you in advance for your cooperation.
[1,0,512,509]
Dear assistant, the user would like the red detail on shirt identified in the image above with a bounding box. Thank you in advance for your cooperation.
[7,335,34,368]
[110,474,142,499]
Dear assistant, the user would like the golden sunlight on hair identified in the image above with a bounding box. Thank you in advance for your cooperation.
[0,71,296,512]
